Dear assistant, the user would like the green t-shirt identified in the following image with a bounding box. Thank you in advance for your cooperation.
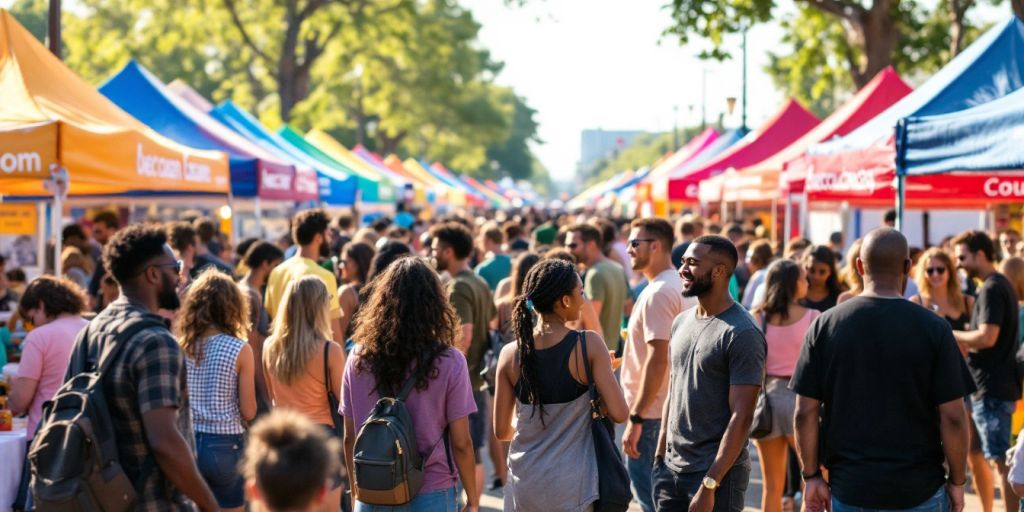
[475,254,512,291]
[449,270,497,389]
[585,259,629,351]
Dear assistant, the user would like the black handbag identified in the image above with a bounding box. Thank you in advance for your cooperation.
[749,314,773,439]
[578,330,632,512]
[324,341,344,435]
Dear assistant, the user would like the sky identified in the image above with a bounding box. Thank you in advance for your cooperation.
[461,0,789,183]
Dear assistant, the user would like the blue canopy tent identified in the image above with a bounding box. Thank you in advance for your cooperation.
[211,101,359,206]
[807,16,1024,227]
[99,61,318,205]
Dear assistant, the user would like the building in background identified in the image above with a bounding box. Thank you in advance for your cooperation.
[577,129,644,176]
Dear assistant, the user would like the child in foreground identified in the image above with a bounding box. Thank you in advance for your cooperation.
[243,410,342,512]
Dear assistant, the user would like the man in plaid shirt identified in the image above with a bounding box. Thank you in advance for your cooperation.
[69,224,218,511]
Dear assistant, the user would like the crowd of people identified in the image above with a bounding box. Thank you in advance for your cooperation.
[3,205,1024,512]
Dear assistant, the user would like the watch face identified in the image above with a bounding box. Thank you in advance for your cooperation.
[702,477,717,489]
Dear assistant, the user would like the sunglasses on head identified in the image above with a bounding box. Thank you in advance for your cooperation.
[925,267,946,276]
[628,238,655,249]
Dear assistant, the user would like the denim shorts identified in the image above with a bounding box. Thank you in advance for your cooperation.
[971,397,1016,460]
[195,432,245,508]
[469,389,487,452]
[355,485,459,512]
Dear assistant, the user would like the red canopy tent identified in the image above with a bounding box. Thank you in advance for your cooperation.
[667,99,819,201]
[735,67,912,201]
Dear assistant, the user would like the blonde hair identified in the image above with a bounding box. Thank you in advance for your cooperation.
[913,248,966,313]
[177,268,250,362]
[264,276,332,385]
[1001,257,1024,304]
[840,238,864,296]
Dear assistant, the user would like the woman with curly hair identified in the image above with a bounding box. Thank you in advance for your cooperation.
[341,257,479,511]
[178,269,257,512]
[11,276,89,439]
[493,259,628,511]
[800,245,843,312]
[263,275,346,510]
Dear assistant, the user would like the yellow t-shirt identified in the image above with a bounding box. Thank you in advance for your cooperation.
[264,256,341,322]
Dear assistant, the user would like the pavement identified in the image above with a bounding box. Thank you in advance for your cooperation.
[476,443,989,512]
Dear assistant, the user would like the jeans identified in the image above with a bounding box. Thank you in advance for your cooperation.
[652,459,750,512]
[971,396,1015,460]
[195,432,246,508]
[625,419,660,512]
[832,486,950,512]
[355,486,459,512]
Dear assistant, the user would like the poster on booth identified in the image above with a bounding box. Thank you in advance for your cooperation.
[0,203,38,269]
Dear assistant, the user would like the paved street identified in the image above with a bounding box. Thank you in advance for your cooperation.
[477,443,988,512]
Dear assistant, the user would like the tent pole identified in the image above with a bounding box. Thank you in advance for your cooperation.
[53,195,63,277]
[254,196,263,239]
[770,198,778,245]
[896,174,906,232]
[36,202,46,275]
[799,192,808,239]
[783,193,792,245]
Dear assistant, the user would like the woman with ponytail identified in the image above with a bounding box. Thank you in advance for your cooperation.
[493,259,628,511]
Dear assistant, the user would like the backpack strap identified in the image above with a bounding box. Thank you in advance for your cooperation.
[323,341,332,396]
[395,351,432,401]
[81,316,165,377]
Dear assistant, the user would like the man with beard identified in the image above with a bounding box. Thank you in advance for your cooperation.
[429,221,496,506]
[264,209,345,349]
[621,218,695,512]
[64,224,218,511]
[654,235,764,512]
[953,230,1021,511]
[566,222,627,350]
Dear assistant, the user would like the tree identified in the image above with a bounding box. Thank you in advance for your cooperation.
[8,0,48,43]
[480,94,543,180]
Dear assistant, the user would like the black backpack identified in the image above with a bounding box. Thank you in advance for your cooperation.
[29,317,164,512]
[352,356,450,505]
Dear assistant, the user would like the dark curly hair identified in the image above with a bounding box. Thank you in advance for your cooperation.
[104,224,170,284]
[429,222,474,260]
[165,221,197,253]
[17,275,88,319]
[512,259,581,423]
[292,209,330,246]
[352,257,459,395]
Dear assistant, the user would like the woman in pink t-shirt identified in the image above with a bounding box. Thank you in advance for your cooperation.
[751,259,820,512]
[10,276,90,438]
[341,257,479,512]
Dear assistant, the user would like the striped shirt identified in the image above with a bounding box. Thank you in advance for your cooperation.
[185,334,247,435]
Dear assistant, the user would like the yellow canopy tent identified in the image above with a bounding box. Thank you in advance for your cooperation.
[403,158,466,207]
[0,10,229,198]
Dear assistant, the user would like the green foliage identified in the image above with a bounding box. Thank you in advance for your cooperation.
[8,0,542,183]
[587,127,703,185]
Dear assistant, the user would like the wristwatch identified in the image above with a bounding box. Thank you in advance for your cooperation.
[701,476,718,490]
[629,414,643,425]
[802,470,823,481]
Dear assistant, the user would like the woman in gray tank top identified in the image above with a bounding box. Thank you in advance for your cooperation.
[492,259,629,512]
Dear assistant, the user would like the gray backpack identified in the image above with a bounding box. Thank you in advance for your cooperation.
[29,317,163,511]
[352,357,451,505]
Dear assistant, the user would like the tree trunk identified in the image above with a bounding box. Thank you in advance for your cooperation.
[949,0,971,56]
[1014,0,1024,22]
[852,3,899,88]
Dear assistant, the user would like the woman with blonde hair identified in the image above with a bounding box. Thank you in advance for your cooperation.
[837,239,864,304]
[263,275,345,511]
[178,269,258,512]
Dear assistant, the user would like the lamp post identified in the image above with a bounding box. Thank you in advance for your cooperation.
[673,105,679,149]
[741,25,748,131]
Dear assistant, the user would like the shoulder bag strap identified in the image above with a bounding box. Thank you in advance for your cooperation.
[578,330,597,401]
[322,341,332,395]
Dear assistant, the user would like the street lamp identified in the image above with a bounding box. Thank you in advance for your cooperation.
[741,25,748,131]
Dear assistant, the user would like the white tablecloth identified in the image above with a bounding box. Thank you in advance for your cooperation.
[0,428,27,512]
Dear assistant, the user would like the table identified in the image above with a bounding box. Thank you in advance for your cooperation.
[1,364,17,383]
[0,426,27,512]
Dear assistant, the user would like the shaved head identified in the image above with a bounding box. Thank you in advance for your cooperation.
[859,228,909,278]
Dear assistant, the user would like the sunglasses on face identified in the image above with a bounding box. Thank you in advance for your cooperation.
[957,255,967,262]
[925,267,947,276]
[628,239,656,249]
[149,260,184,274]
[567,243,579,250]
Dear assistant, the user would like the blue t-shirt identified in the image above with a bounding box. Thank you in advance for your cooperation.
[475,254,512,291]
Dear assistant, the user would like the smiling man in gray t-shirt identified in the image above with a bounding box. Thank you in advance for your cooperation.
[655,236,765,512]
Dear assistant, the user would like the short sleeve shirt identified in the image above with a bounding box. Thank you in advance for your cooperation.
[264,256,341,321]
[341,347,477,493]
[66,297,194,511]
[17,316,88,436]
[448,270,496,390]
[584,259,628,351]
[966,272,1021,401]
[790,296,975,509]
[664,303,765,473]
[620,269,694,419]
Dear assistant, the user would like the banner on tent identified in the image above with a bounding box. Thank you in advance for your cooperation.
[0,204,36,235]
[0,122,58,180]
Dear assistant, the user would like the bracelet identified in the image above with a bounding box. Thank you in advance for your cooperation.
[948,476,967,486]
[801,470,823,481]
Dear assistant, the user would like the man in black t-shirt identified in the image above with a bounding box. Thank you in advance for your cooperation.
[953,230,1021,511]
[792,228,973,512]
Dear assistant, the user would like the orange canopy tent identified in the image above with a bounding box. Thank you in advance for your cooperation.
[0,10,229,198]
